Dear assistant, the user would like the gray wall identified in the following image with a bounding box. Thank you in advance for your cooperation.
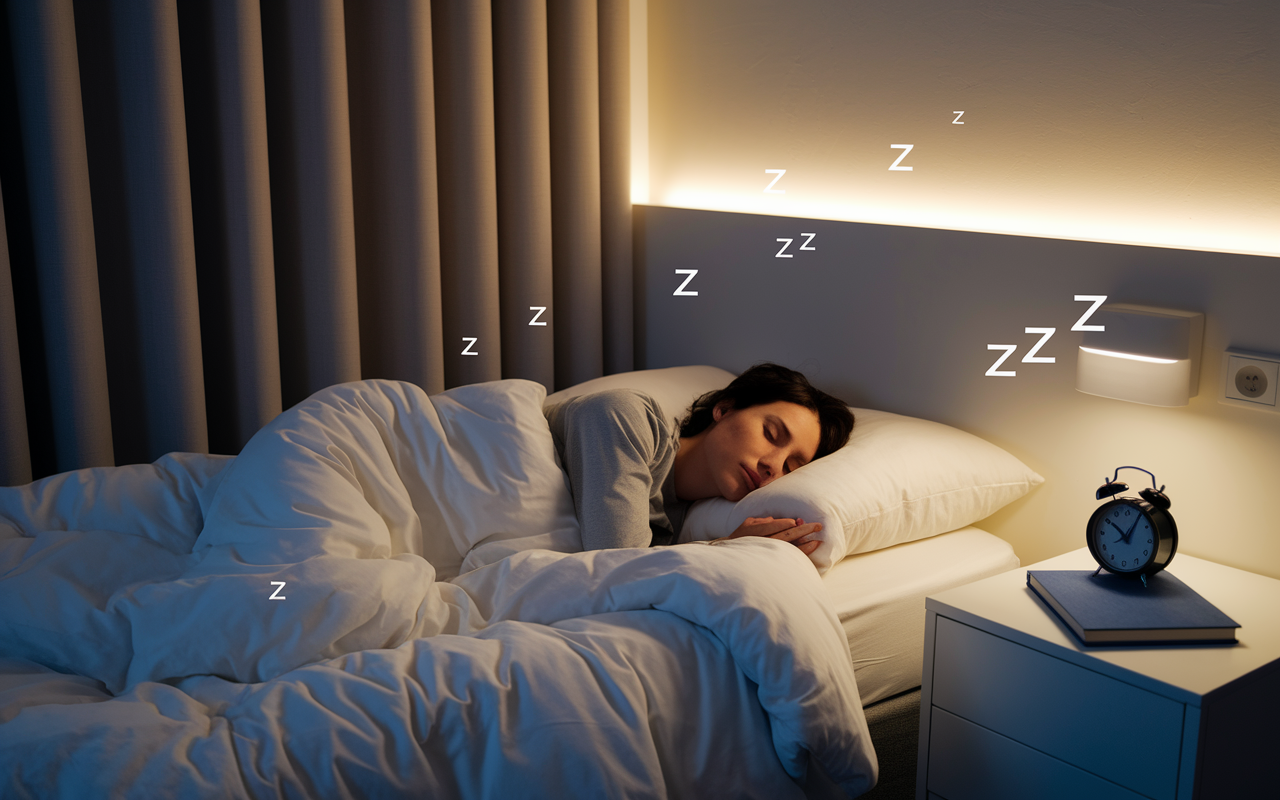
[637,205,1280,578]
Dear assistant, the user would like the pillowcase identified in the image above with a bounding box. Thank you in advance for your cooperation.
[546,365,1043,574]
[679,407,1044,572]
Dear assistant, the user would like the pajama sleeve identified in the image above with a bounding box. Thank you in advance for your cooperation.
[543,389,678,551]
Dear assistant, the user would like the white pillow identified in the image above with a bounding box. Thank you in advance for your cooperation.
[547,366,1043,574]
[680,407,1044,572]
[547,366,1039,570]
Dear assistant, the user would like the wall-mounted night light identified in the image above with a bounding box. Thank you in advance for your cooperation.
[1075,305,1205,407]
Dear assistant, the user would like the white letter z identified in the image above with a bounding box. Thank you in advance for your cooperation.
[986,344,1017,377]
[889,144,914,171]
[269,581,286,600]
[764,169,786,193]
[674,269,699,296]
[1071,295,1107,331]
[1021,327,1056,363]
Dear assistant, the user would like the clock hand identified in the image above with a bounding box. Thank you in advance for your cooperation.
[1103,519,1128,545]
[1123,514,1141,544]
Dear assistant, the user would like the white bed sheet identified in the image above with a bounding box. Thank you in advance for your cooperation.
[823,526,1019,706]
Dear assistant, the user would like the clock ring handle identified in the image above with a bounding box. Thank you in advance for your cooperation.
[1104,466,1172,509]
[1108,466,1161,491]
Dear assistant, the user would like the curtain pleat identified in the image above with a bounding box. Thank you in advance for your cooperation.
[261,0,361,409]
[0,183,31,485]
[0,0,632,483]
[347,0,446,395]
[106,0,208,459]
[180,0,282,454]
[598,0,631,375]
[7,0,114,473]
[548,0,604,391]
[432,0,503,389]
[493,0,555,390]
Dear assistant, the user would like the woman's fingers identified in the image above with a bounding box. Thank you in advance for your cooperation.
[727,517,823,555]
[730,517,796,538]
[717,519,823,557]
[768,521,823,543]
[745,516,790,531]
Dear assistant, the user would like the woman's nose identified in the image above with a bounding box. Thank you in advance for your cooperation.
[758,461,777,485]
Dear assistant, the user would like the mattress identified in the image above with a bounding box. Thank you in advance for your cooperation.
[824,526,1019,706]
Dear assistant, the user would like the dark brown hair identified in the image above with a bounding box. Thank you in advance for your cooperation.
[678,363,854,460]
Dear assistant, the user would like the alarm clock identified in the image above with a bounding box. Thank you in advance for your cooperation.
[1086,466,1178,586]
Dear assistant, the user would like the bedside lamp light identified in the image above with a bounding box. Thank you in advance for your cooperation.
[1076,304,1205,406]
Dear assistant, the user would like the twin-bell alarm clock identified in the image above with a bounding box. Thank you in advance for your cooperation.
[1086,466,1178,586]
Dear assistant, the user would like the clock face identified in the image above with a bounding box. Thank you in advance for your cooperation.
[1090,500,1156,574]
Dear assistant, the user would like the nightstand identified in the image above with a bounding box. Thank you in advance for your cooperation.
[915,548,1280,800]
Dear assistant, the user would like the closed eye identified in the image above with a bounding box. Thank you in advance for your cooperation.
[765,423,800,474]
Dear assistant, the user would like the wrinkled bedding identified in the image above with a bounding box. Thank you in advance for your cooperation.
[0,379,875,798]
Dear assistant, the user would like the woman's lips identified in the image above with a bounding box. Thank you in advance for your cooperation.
[742,465,760,490]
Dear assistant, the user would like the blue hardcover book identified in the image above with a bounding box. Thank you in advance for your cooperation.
[1027,570,1240,646]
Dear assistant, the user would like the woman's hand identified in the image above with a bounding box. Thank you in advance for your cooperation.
[722,515,823,556]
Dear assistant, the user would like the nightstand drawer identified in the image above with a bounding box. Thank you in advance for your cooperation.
[931,616,1184,800]
[927,708,1148,800]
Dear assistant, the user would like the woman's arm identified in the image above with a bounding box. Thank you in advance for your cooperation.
[544,390,675,550]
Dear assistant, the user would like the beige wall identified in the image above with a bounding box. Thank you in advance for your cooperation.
[642,0,1280,257]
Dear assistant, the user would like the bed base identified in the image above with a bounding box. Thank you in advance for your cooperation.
[859,687,921,799]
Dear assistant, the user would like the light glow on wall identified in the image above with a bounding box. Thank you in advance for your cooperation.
[645,182,1279,259]
[629,0,649,205]
[642,0,1280,258]
[1079,347,1177,365]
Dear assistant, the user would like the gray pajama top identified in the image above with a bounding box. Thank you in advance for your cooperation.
[542,388,690,550]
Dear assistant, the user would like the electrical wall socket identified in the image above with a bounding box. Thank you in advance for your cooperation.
[1220,349,1280,412]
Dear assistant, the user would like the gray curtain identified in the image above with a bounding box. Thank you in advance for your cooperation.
[0,0,632,485]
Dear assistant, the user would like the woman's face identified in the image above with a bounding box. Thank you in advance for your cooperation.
[702,400,822,502]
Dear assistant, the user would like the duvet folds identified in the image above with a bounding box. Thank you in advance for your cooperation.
[0,379,876,798]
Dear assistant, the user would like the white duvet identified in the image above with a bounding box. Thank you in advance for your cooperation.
[0,379,875,798]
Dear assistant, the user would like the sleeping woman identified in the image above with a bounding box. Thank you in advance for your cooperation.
[542,363,855,557]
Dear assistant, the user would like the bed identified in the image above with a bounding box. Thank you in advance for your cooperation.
[0,366,1040,798]
[824,527,1020,799]
[826,527,1020,708]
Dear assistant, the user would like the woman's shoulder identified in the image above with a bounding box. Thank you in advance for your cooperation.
[545,388,674,438]
[551,387,663,420]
